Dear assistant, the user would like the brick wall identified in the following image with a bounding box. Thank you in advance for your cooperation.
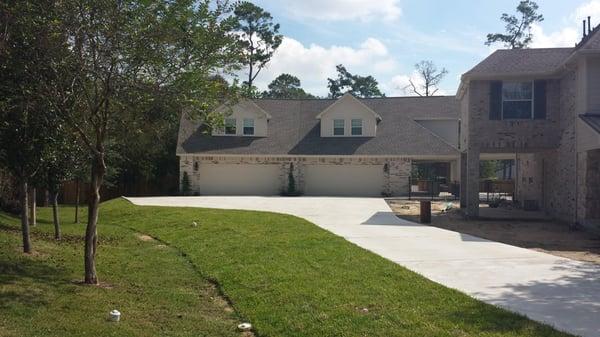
[466,80,562,152]
[180,155,412,196]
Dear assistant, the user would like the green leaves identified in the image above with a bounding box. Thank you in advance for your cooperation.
[233,1,283,87]
[485,0,544,49]
[327,64,385,99]
[262,73,316,99]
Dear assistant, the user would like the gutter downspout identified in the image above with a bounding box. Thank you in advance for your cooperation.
[575,151,579,228]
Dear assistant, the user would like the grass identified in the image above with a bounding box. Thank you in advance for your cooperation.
[0,198,573,337]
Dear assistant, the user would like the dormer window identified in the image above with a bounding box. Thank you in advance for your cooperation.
[243,118,255,135]
[333,119,345,135]
[351,119,363,135]
[502,81,533,119]
[225,118,236,135]
[316,94,381,137]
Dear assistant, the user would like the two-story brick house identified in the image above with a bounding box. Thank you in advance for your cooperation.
[458,23,600,229]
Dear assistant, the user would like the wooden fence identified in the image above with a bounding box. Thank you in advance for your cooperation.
[59,175,180,204]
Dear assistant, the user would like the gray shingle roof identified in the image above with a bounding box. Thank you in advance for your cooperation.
[464,48,573,78]
[177,96,460,157]
[580,114,600,134]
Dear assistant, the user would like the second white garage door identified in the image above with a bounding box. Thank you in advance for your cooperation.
[198,163,280,195]
[304,164,384,197]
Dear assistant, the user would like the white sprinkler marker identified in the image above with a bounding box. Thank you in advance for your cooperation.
[237,322,252,331]
[109,309,121,322]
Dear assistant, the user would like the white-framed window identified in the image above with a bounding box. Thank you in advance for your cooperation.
[502,81,533,119]
[224,118,236,135]
[351,119,363,135]
[333,119,345,136]
[243,118,254,135]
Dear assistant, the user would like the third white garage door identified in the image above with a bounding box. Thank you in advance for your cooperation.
[304,164,384,197]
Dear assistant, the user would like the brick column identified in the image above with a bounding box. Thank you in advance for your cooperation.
[459,152,467,208]
[466,148,480,217]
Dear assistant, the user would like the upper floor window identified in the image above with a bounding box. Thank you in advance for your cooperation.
[502,81,533,119]
[225,118,236,135]
[333,119,345,136]
[351,119,363,135]
[243,118,254,135]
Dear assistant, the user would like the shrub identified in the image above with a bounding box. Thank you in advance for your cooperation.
[287,163,296,194]
[180,171,192,196]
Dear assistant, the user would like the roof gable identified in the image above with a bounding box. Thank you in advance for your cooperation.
[215,99,272,119]
[316,93,382,121]
[463,48,573,79]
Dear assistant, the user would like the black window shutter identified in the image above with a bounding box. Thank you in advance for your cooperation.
[489,81,502,120]
[534,80,547,119]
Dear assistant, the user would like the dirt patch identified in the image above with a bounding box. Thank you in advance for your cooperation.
[202,283,255,336]
[136,234,155,242]
[387,199,600,264]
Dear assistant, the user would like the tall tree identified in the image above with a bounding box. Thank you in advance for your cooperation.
[405,61,448,97]
[262,73,315,99]
[485,0,544,49]
[234,1,283,89]
[47,0,241,284]
[0,0,60,253]
[327,64,384,98]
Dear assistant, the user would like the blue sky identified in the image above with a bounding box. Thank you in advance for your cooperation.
[246,0,600,97]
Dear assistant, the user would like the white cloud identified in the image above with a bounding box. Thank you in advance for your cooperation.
[388,73,419,96]
[277,0,402,22]
[252,37,398,96]
[573,0,600,22]
[531,0,600,48]
[386,72,448,97]
[530,23,579,48]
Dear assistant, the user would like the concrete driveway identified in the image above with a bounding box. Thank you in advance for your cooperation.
[126,196,600,337]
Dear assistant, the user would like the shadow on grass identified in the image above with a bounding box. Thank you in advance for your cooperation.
[0,254,69,310]
[443,299,569,337]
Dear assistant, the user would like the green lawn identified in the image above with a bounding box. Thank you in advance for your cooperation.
[0,198,572,337]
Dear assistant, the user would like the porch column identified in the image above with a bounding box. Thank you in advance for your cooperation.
[459,152,467,208]
[450,160,459,182]
[466,148,480,217]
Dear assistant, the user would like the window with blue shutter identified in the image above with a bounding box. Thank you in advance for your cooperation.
[534,80,547,119]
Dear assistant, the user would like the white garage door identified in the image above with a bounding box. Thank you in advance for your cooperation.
[198,163,280,195]
[304,164,384,197]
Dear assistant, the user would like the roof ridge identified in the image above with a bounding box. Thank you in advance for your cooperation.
[496,47,574,52]
[253,95,456,102]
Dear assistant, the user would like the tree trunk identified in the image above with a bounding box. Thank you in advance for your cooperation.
[84,153,105,285]
[52,191,61,240]
[43,189,49,207]
[20,180,32,253]
[29,187,36,226]
[75,178,80,224]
